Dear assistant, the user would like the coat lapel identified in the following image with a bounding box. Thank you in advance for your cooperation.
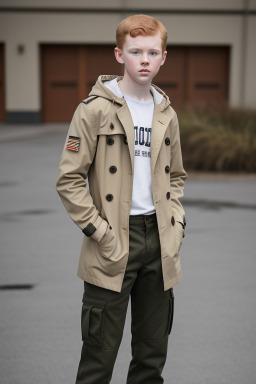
[117,104,135,174]
[151,104,171,172]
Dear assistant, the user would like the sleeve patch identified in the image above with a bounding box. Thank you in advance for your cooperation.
[66,136,80,152]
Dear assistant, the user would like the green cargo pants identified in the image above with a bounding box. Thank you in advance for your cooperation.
[75,213,174,384]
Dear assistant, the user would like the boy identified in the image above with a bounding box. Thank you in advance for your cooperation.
[56,14,187,384]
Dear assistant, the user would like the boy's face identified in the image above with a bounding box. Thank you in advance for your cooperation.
[115,31,167,87]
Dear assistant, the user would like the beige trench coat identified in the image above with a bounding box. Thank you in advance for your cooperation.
[56,75,187,293]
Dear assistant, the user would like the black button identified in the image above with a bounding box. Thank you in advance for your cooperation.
[109,166,117,173]
[107,137,114,145]
[165,165,170,173]
[165,137,170,145]
[171,216,175,226]
[106,194,113,202]
[166,192,170,200]
[110,123,114,130]
[124,136,128,145]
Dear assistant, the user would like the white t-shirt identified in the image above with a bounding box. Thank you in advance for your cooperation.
[104,78,163,215]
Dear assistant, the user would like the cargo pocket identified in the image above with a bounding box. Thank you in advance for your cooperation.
[168,288,174,335]
[81,293,105,346]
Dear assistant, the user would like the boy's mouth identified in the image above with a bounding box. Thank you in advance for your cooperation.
[139,69,150,73]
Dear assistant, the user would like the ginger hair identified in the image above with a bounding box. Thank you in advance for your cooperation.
[116,14,168,52]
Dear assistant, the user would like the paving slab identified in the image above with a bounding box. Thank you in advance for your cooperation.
[0,124,255,384]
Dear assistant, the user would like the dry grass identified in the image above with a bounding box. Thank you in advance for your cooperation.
[178,106,256,172]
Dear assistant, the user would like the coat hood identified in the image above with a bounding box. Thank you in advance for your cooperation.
[88,75,171,112]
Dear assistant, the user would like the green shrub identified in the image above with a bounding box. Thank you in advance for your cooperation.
[178,106,256,172]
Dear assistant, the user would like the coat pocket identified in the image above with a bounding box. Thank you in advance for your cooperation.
[174,222,184,252]
[168,288,174,335]
[97,226,116,259]
[81,294,105,345]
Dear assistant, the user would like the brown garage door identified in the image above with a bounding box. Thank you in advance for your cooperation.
[0,44,5,122]
[41,45,229,121]
[154,46,229,109]
[154,47,186,108]
[41,45,122,122]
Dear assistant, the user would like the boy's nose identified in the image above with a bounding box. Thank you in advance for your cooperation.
[141,54,149,64]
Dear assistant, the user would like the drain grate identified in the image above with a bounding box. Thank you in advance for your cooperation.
[0,284,35,291]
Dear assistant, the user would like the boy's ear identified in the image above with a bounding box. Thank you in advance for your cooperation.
[114,47,124,64]
[161,51,167,66]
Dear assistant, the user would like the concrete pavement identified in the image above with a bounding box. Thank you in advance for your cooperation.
[0,123,256,384]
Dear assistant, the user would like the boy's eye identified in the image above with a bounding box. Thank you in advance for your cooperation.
[150,51,157,56]
[132,51,139,55]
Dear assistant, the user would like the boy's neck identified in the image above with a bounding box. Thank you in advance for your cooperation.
[118,77,153,103]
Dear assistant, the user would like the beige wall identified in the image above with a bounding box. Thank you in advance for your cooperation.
[0,0,253,10]
[0,0,121,8]
[0,3,255,112]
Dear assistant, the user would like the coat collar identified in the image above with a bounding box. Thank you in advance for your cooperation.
[90,75,171,112]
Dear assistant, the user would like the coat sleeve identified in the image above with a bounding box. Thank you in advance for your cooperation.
[170,112,187,225]
[56,102,105,234]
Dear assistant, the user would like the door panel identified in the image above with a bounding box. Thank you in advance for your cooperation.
[154,47,186,109]
[86,45,123,91]
[41,45,80,122]
[187,46,229,106]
